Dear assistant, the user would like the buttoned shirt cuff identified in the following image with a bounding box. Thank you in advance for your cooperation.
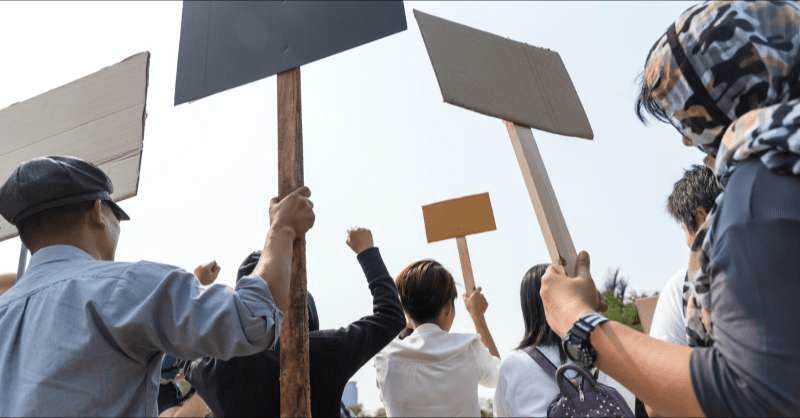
[235,276,284,351]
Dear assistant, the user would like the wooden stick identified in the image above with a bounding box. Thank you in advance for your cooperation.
[16,242,27,279]
[455,236,476,293]
[504,121,578,276]
[277,66,311,417]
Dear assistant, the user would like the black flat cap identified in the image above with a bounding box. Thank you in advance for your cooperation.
[0,155,130,225]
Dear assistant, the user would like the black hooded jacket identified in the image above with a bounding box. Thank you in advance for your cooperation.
[184,247,405,417]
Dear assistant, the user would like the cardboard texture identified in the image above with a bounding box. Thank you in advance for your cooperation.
[634,296,659,335]
[414,10,593,139]
[175,1,407,105]
[0,52,150,242]
[422,192,496,243]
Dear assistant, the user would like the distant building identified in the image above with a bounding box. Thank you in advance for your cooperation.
[342,381,358,407]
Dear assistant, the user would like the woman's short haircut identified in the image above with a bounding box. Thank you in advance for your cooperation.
[395,259,457,325]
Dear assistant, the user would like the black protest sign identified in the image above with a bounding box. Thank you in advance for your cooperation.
[175,1,407,105]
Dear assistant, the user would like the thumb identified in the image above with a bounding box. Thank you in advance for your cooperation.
[576,250,591,279]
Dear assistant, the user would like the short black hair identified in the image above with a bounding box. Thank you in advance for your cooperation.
[17,200,96,248]
[666,165,722,232]
[395,260,457,325]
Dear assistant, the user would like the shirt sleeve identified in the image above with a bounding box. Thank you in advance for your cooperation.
[312,247,405,379]
[100,261,283,362]
[493,359,513,417]
[649,269,688,345]
[474,337,500,388]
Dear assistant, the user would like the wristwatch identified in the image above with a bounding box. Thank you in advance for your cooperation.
[562,311,608,369]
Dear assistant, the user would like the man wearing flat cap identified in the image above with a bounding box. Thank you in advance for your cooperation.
[0,155,315,416]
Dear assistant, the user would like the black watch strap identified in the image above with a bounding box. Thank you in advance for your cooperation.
[563,312,608,368]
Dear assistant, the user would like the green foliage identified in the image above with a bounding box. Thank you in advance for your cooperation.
[603,291,642,331]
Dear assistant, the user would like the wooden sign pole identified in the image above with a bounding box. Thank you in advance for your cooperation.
[455,236,476,293]
[504,121,578,276]
[277,67,312,417]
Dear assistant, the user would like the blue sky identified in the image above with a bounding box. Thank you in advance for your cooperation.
[0,1,699,412]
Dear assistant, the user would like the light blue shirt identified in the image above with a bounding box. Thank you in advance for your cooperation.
[0,245,283,416]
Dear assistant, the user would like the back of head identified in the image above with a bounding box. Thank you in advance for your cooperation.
[518,263,562,351]
[0,155,129,248]
[237,250,319,332]
[667,164,723,233]
[395,260,457,324]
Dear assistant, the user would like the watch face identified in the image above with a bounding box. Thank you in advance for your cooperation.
[564,336,583,363]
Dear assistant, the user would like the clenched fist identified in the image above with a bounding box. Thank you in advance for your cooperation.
[346,227,374,254]
[194,261,220,286]
[269,186,315,237]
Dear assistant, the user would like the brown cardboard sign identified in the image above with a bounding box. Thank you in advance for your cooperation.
[634,296,659,335]
[0,52,150,242]
[414,10,593,139]
[422,192,496,243]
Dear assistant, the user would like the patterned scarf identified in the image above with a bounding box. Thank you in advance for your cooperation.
[640,1,800,346]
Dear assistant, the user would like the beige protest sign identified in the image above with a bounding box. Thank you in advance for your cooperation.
[0,52,150,242]
[634,296,659,335]
[415,10,592,275]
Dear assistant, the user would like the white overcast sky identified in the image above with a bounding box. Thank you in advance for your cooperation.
[0,1,699,412]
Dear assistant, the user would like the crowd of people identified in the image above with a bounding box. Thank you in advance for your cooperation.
[0,1,799,417]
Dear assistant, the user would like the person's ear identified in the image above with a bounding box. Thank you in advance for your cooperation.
[694,207,707,228]
[88,200,106,226]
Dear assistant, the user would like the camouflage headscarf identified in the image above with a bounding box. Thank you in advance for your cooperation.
[639,1,800,346]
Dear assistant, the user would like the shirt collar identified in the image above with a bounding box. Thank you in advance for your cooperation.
[413,323,446,335]
[27,244,95,271]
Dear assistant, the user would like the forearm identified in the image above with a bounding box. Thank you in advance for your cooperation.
[471,314,499,358]
[591,321,703,417]
[358,247,405,328]
[253,226,295,312]
[159,393,209,418]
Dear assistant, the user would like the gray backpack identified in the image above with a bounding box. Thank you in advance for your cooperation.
[525,346,634,418]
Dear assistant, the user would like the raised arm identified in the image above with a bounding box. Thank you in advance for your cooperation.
[315,227,405,378]
[253,186,315,312]
[464,288,499,358]
[540,251,704,417]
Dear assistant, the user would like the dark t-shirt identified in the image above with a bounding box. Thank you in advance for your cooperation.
[690,159,800,416]
[185,247,405,417]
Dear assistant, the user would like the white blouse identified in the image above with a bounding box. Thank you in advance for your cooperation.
[374,323,500,417]
[493,344,636,417]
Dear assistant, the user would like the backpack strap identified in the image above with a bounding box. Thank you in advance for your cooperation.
[523,346,558,378]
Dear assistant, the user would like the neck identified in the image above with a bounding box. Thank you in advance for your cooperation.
[28,232,109,261]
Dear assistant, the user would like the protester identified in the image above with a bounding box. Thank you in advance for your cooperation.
[157,260,222,415]
[650,165,721,346]
[184,227,406,417]
[0,272,15,294]
[494,264,634,416]
[0,155,314,416]
[540,2,800,416]
[374,259,499,417]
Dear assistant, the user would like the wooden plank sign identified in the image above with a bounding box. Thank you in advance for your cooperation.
[0,52,150,242]
[634,296,659,335]
[414,10,593,275]
[422,192,496,292]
